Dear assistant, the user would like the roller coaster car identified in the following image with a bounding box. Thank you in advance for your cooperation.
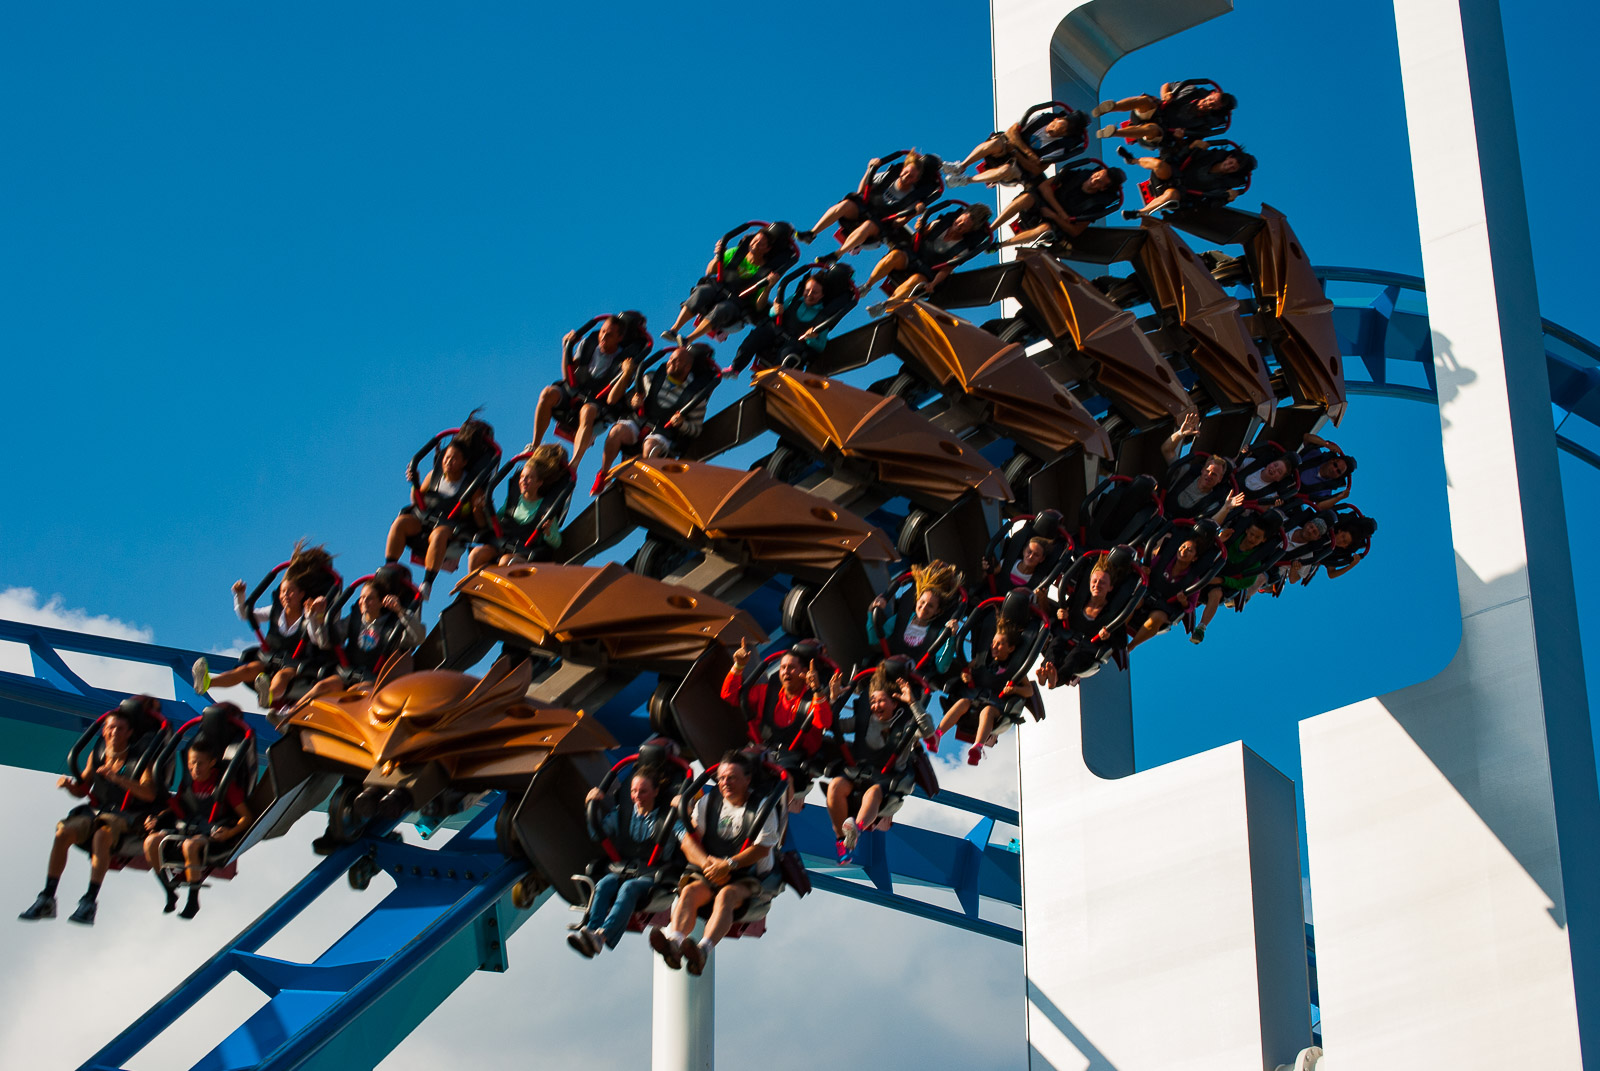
[276,655,618,904]
[1112,220,1276,433]
[926,252,1195,433]
[1240,206,1345,424]
[605,457,898,663]
[744,368,1010,577]
[818,300,1114,463]
[418,561,767,769]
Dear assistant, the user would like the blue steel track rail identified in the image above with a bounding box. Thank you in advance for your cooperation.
[3,267,1593,1069]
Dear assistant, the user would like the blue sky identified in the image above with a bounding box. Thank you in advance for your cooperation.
[3,1,1598,1067]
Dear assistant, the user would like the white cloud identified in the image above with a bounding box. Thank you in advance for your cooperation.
[0,588,153,642]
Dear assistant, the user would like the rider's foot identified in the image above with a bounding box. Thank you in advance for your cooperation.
[68,896,97,926]
[191,657,211,695]
[18,894,56,921]
[1190,625,1207,645]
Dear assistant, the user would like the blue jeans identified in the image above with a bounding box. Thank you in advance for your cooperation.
[590,873,656,948]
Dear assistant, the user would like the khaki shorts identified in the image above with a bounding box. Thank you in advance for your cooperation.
[57,809,133,842]
[677,867,764,899]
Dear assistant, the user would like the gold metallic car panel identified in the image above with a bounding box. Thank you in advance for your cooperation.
[752,368,1012,505]
[285,656,617,784]
[611,457,897,575]
[1249,205,1346,423]
[1136,220,1275,418]
[1014,251,1197,425]
[888,301,1113,458]
[453,561,766,667]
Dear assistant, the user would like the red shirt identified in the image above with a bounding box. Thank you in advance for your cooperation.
[721,669,833,756]
[170,776,246,820]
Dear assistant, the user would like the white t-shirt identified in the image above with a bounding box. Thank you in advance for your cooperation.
[693,793,779,875]
[901,619,930,648]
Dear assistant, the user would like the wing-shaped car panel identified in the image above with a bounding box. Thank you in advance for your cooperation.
[454,561,767,670]
[1247,205,1346,423]
[753,368,1012,506]
[1135,220,1275,421]
[1012,251,1196,425]
[612,457,897,579]
[886,301,1113,459]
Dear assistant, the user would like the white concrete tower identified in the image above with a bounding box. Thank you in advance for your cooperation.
[1298,0,1600,1067]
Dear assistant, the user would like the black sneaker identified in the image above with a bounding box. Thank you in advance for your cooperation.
[68,897,97,925]
[1122,210,1141,221]
[796,228,816,244]
[18,894,56,921]
[566,930,597,959]
[1115,146,1137,163]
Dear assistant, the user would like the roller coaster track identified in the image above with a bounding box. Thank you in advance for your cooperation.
[1,264,1592,1069]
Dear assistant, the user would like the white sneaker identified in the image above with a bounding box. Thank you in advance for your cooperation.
[1091,99,1116,117]
[191,657,211,695]
[418,580,433,602]
[841,817,860,850]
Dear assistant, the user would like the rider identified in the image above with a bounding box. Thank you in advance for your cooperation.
[992,160,1126,248]
[385,414,500,599]
[467,443,573,571]
[801,150,945,254]
[936,622,1036,767]
[1091,80,1237,147]
[1121,143,1256,219]
[865,561,964,679]
[1296,431,1357,508]
[143,730,253,919]
[595,343,720,483]
[569,764,683,958]
[650,750,781,976]
[532,313,650,471]
[18,703,160,926]
[663,223,800,345]
[722,639,842,765]
[826,665,935,861]
[1036,549,1147,687]
[1190,509,1285,644]
[731,262,858,375]
[191,542,340,706]
[860,201,994,308]
[1127,522,1224,650]
[1159,412,1243,522]
[946,101,1089,188]
[306,566,425,684]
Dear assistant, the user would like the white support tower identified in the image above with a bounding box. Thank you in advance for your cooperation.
[1298,1,1600,1066]
[997,1,1600,1069]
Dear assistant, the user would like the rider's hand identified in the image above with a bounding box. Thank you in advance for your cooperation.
[382,595,403,613]
[731,637,751,670]
[56,776,72,790]
[584,788,602,804]
[897,679,916,704]
[870,595,887,612]
[232,580,248,597]
[306,595,327,619]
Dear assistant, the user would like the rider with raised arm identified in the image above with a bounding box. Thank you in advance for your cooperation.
[827,665,935,861]
[800,150,944,254]
[946,101,1088,188]
[532,313,649,471]
[306,566,425,684]
[650,751,780,975]
[722,638,842,763]
[191,542,340,706]
[1296,431,1357,509]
